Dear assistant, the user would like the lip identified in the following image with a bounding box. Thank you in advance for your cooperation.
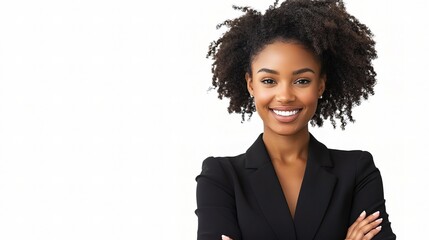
[270,106,302,111]
[269,107,302,123]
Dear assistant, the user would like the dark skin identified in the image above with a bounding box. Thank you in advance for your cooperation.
[222,40,382,240]
[210,0,382,238]
[246,41,325,218]
[208,0,377,129]
[270,141,307,218]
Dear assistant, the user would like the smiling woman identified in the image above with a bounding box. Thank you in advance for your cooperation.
[246,42,325,138]
[195,0,396,240]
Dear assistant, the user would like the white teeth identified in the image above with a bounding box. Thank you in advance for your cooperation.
[272,109,299,117]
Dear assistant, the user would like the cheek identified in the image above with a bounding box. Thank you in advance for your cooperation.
[253,90,274,107]
[297,91,319,107]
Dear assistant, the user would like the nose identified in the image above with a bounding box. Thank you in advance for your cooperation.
[276,83,295,103]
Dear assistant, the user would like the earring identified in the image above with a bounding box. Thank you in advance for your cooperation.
[319,95,323,99]
[250,95,255,108]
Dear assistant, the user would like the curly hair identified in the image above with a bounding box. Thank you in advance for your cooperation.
[207,0,377,129]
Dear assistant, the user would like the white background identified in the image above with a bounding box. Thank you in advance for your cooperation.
[0,0,427,239]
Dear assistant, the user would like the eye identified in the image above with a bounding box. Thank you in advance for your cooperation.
[261,78,276,85]
[294,78,310,85]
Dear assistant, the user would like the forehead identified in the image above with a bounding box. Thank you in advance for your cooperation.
[251,41,321,72]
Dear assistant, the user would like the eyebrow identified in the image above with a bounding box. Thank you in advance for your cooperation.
[257,67,315,75]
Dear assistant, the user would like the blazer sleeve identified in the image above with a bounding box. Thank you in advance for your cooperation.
[349,151,396,239]
[195,157,242,240]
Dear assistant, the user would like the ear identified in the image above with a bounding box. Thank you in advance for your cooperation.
[318,74,326,97]
[245,72,254,96]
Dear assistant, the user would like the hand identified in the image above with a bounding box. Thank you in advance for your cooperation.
[221,235,233,240]
[345,210,383,240]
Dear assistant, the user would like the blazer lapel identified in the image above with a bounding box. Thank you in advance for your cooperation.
[246,134,297,240]
[294,135,337,240]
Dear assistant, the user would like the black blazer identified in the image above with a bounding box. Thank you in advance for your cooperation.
[195,134,395,240]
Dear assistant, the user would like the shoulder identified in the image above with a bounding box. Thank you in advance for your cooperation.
[328,148,375,166]
[201,154,246,169]
[328,148,379,182]
[198,154,246,177]
[329,149,374,163]
[196,154,245,197]
[197,154,245,179]
[311,134,376,171]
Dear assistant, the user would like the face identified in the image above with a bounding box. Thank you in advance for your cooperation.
[246,40,325,137]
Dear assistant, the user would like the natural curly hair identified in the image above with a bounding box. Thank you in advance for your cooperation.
[207,0,377,129]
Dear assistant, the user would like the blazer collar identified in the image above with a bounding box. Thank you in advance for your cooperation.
[245,133,337,240]
[245,133,333,169]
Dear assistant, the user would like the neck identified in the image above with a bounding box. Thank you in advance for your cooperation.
[262,126,310,164]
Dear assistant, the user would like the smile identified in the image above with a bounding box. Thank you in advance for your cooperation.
[272,109,300,117]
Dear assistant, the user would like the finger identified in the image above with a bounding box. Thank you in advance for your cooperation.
[358,218,383,235]
[363,226,382,240]
[348,211,366,231]
[348,213,382,239]
[350,217,383,239]
[354,211,380,231]
[347,210,366,237]
[221,235,233,240]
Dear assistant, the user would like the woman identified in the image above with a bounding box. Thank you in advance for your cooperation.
[195,0,396,239]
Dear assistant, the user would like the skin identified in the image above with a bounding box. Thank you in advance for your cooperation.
[246,40,325,218]
[222,40,382,240]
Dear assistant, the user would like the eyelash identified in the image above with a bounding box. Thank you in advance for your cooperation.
[260,78,311,85]
[261,79,275,84]
[294,79,311,85]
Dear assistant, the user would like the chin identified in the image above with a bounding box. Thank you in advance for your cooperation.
[265,124,308,137]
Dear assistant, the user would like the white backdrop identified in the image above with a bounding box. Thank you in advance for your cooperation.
[0,0,427,239]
